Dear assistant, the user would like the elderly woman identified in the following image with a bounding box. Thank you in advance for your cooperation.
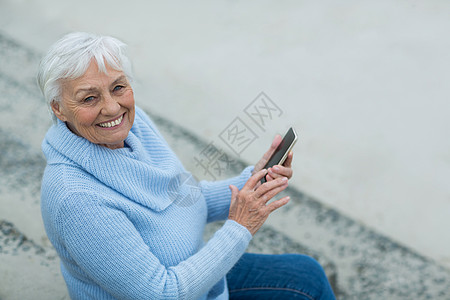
[38,32,335,300]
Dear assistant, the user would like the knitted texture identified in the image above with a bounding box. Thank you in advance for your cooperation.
[41,106,253,299]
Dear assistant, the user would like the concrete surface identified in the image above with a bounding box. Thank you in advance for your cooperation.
[1,0,449,271]
[1,31,449,299]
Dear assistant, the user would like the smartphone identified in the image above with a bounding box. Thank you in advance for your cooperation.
[261,127,298,184]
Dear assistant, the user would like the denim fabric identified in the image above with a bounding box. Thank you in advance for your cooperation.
[226,253,336,300]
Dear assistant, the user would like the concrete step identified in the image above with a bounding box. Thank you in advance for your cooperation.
[0,220,65,300]
[0,31,449,300]
[154,108,450,300]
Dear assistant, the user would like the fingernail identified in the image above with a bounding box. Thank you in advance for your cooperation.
[282,177,288,182]
[273,166,280,171]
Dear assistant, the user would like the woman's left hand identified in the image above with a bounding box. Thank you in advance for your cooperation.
[253,135,294,182]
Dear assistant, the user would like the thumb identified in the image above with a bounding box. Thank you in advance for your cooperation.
[228,185,239,214]
[229,185,239,201]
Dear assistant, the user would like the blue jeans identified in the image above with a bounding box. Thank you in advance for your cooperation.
[226,253,336,300]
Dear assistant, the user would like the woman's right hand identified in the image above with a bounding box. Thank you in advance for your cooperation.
[228,169,290,235]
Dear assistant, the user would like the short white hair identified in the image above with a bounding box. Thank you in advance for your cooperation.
[37,32,133,122]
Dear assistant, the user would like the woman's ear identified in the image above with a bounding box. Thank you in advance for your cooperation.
[51,101,67,122]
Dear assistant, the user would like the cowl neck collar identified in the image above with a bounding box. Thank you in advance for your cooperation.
[43,114,185,212]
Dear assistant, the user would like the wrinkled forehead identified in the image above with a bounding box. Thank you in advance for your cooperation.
[60,60,128,95]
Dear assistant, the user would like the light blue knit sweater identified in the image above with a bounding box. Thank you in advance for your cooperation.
[41,106,253,299]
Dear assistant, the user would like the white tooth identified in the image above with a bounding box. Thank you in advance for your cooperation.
[100,115,122,128]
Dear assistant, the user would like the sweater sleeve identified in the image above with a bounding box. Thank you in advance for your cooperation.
[199,166,254,223]
[57,192,251,300]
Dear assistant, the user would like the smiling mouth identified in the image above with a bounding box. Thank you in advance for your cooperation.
[98,114,124,128]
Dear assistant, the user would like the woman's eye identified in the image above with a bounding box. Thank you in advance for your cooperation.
[84,96,95,102]
[113,85,124,92]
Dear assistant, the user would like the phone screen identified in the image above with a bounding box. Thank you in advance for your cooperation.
[261,127,297,183]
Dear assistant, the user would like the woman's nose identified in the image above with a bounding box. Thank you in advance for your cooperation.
[101,94,120,116]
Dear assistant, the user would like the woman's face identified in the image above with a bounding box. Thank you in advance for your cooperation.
[52,60,135,149]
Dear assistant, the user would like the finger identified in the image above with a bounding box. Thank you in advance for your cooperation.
[259,181,289,204]
[254,176,288,198]
[228,185,239,213]
[254,135,282,171]
[265,174,275,182]
[264,134,282,160]
[254,180,262,189]
[244,169,267,190]
[265,196,290,213]
[282,151,293,168]
[268,165,293,179]
[267,168,282,180]
[229,185,239,201]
